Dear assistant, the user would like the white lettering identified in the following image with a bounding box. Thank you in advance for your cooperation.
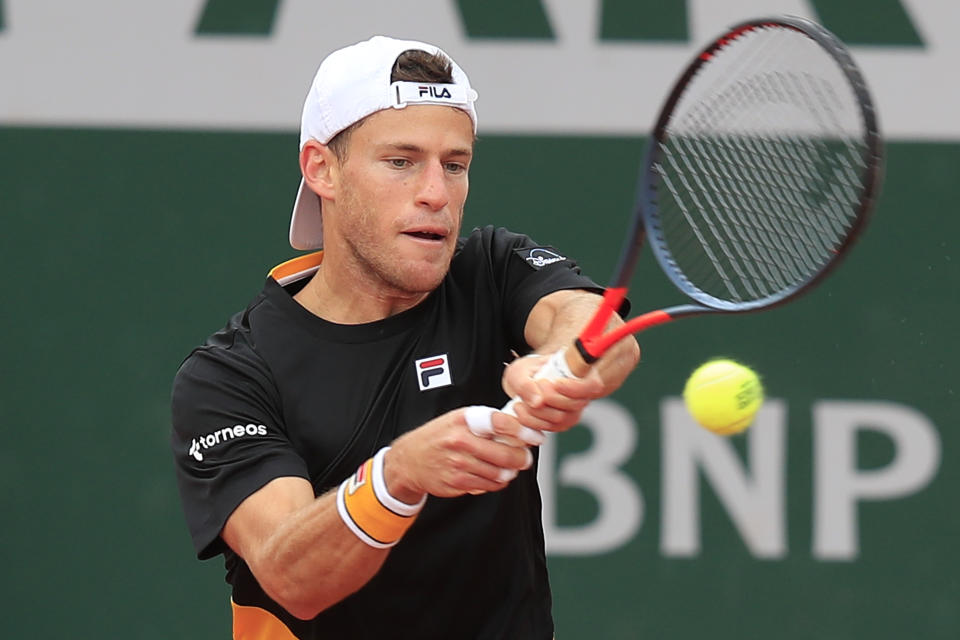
[187,424,270,462]
[539,399,643,555]
[661,398,787,558]
[536,397,940,561]
[812,401,940,560]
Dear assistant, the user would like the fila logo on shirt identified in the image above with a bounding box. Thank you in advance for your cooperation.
[415,354,453,391]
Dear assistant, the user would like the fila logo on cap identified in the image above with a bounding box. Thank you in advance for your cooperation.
[415,354,453,391]
[418,85,452,99]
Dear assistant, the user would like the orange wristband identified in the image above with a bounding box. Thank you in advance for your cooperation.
[336,447,426,548]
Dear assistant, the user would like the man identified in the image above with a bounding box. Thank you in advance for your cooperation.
[171,36,639,639]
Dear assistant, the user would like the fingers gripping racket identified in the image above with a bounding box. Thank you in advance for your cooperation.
[507,15,883,398]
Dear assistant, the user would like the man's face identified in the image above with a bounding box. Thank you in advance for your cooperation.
[327,104,474,297]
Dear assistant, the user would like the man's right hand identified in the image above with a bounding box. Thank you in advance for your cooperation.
[383,407,538,501]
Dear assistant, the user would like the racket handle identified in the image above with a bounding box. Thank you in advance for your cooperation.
[501,346,585,417]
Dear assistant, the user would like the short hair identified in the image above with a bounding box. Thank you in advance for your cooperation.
[327,49,455,161]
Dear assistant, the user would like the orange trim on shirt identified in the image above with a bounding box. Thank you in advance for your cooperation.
[268,252,324,286]
[232,600,298,640]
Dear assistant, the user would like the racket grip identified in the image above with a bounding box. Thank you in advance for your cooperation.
[501,347,581,417]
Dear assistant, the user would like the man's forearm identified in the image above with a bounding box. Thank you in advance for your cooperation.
[238,487,391,620]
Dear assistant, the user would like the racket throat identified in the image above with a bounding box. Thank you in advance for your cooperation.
[575,286,629,364]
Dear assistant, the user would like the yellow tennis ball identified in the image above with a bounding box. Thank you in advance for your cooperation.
[682,359,764,435]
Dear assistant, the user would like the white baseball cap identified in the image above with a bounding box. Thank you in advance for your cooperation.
[289,36,479,250]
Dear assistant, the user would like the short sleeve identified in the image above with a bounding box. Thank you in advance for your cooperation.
[465,226,608,352]
[170,337,309,559]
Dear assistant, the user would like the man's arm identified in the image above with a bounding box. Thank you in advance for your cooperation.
[221,408,537,620]
[222,476,380,620]
[503,289,641,432]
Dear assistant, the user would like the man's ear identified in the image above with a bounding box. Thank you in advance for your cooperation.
[300,140,338,200]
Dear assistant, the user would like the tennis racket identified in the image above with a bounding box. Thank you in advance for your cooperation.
[507,15,883,396]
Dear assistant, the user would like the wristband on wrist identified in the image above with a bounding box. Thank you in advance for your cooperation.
[336,447,426,549]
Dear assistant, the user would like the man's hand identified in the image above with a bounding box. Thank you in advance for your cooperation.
[505,289,642,434]
[384,407,540,501]
[501,352,603,432]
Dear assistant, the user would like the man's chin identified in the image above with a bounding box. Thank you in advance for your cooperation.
[389,260,450,295]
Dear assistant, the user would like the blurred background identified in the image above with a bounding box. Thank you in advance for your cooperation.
[1,1,956,637]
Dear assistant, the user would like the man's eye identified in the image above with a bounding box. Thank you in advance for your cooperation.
[445,163,466,173]
[389,158,410,168]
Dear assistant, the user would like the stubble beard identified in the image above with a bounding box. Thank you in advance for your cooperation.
[338,186,459,297]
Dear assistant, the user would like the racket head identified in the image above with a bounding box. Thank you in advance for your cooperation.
[636,15,883,313]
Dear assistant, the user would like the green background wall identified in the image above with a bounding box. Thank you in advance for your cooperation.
[1,129,956,638]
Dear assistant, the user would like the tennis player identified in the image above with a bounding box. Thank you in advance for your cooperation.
[171,36,639,639]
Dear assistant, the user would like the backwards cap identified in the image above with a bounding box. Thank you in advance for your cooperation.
[289,36,479,250]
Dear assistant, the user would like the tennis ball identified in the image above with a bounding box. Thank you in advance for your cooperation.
[682,359,763,435]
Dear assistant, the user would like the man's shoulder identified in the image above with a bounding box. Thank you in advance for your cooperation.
[174,286,276,387]
[453,225,538,265]
[454,225,581,275]
[457,224,531,248]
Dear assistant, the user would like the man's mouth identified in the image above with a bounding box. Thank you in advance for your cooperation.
[403,230,446,241]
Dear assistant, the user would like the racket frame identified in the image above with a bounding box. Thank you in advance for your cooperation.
[573,15,884,368]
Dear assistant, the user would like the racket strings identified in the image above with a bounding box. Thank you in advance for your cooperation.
[653,25,868,303]
[685,137,809,290]
[663,100,836,296]
[660,141,784,299]
[665,69,839,295]
[660,137,810,298]
[660,133,859,301]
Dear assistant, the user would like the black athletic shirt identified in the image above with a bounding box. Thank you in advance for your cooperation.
[171,226,603,639]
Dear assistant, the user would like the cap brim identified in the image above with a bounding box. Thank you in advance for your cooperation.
[289,179,323,250]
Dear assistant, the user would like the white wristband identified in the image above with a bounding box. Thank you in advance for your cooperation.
[372,447,427,514]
